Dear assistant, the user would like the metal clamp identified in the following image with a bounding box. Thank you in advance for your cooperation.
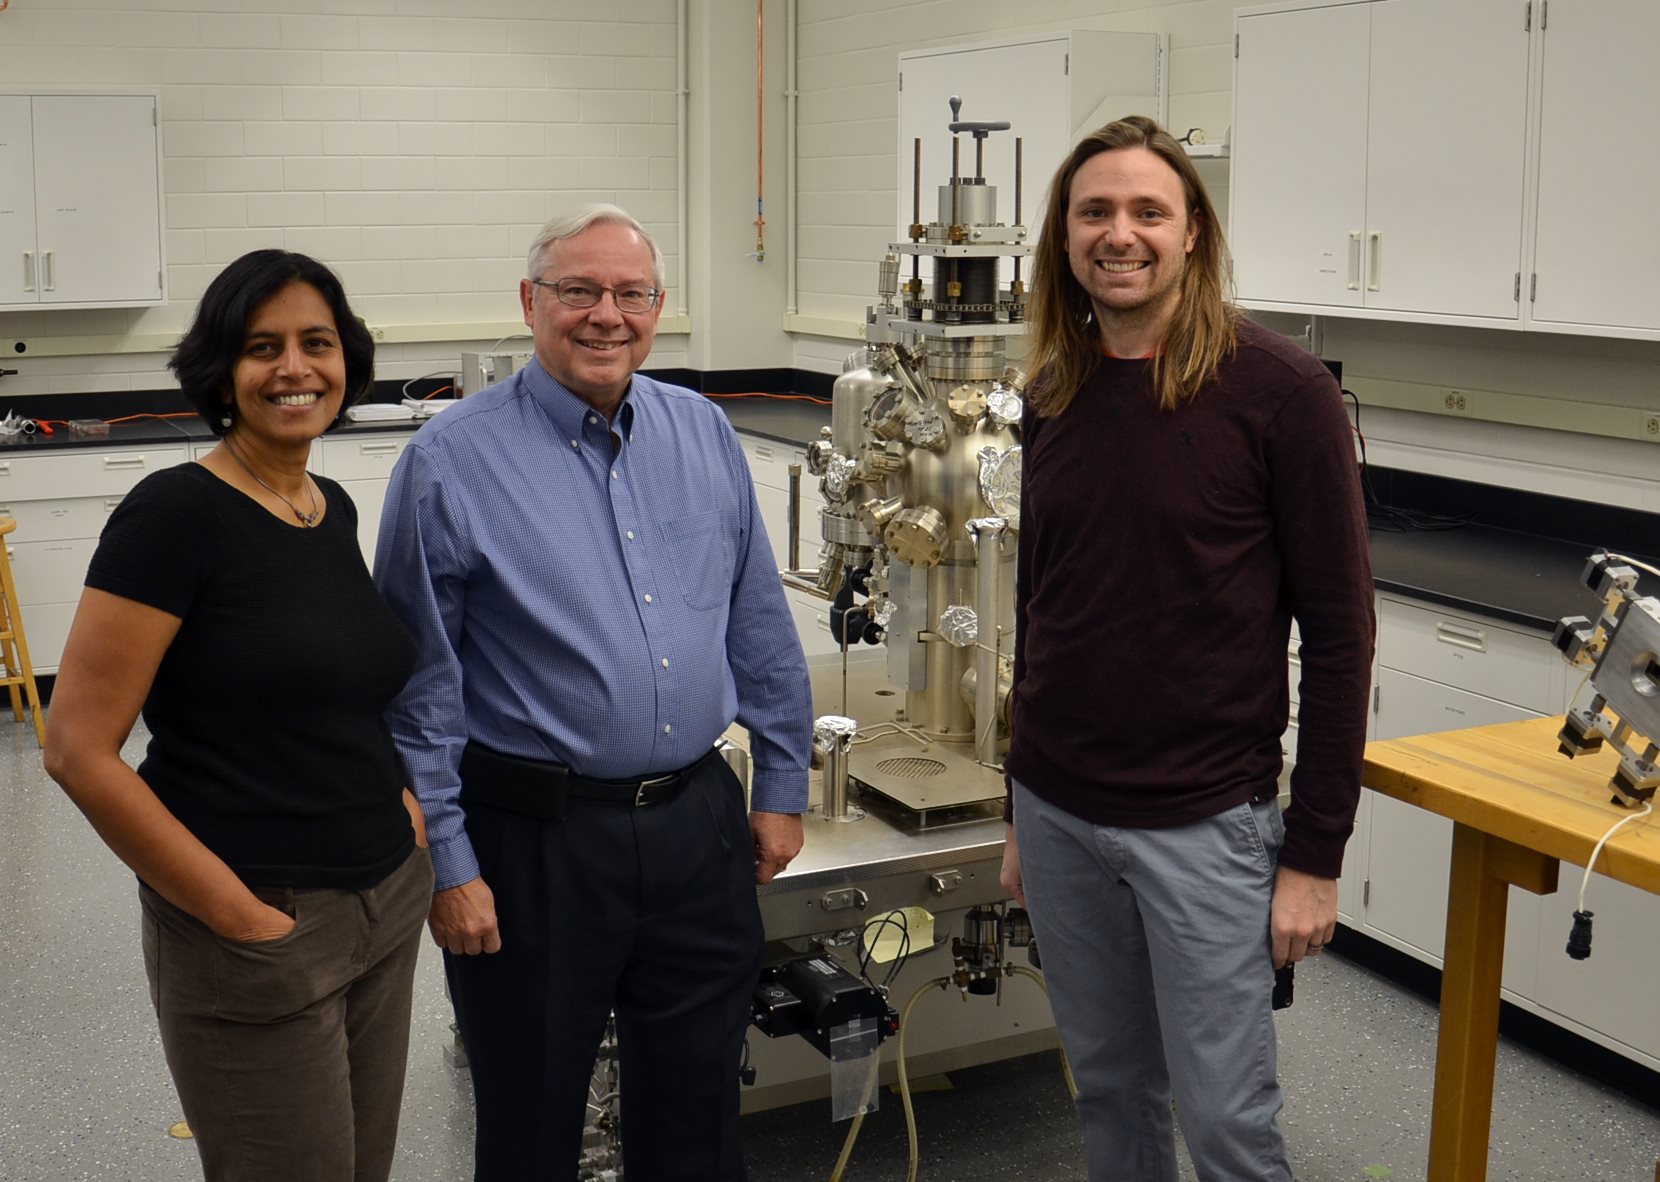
[929,870,962,895]
[820,887,869,912]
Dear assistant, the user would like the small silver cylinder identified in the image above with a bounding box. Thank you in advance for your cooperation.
[814,715,861,820]
[787,462,802,573]
[717,741,752,808]
[937,182,997,228]
[969,518,1008,766]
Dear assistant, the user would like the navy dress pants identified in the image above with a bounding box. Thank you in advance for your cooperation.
[447,757,763,1181]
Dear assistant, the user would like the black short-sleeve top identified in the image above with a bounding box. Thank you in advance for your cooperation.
[85,462,417,888]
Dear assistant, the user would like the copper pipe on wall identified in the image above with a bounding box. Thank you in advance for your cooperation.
[754,0,766,262]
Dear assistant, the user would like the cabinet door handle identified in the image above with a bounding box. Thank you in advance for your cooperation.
[358,441,401,455]
[754,445,775,463]
[22,251,35,293]
[1434,621,1487,652]
[1347,232,1361,291]
[102,455,148,470]
[41,250,54,292]
[1367,232,1381,292]
[0,462,10,476]
[104,498,124,513]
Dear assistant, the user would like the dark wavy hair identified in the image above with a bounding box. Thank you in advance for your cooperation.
[170,250,376,436]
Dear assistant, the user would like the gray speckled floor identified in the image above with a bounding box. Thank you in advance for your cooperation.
[3,720,1658,1181]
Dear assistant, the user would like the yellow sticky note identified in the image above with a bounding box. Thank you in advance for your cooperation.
[862,907,934,964]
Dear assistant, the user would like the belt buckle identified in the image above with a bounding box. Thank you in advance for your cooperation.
[635,773,675,806]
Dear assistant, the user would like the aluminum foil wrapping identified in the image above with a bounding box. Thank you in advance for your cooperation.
[938,604,979,648]
[986,382,1024,427]
[813,714,859,748]
[823,454,856,503]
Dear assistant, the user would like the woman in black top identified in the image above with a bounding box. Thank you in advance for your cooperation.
[44,251,433,1182]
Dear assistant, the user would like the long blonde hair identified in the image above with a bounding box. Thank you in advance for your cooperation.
[1026,116,1238,417]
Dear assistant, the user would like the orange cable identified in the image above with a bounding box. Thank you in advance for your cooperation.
[705,391,830,405]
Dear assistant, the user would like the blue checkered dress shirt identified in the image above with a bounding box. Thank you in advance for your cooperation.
[374,360,812,891]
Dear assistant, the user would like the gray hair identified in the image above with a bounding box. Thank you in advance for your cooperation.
[524,204,665,290]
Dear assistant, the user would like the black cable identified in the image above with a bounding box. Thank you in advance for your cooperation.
[1343,387,1477,533]
[881,910,912,990]
[858,909,911,991]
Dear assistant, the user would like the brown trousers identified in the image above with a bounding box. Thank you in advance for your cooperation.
[140,845,433,1182]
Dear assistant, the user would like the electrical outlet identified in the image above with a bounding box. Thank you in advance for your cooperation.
[1442,390,1471,415]
[1642,412,1660,440]
[369,326,385,341]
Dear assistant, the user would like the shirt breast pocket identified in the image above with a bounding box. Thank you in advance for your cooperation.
[660,510,736,611]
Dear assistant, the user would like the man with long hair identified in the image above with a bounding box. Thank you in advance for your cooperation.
[999,116,1375,1180]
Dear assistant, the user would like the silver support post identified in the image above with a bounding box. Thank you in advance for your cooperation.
[814,715,863,822]
[787,462,802,573]
[968,518,1008,766]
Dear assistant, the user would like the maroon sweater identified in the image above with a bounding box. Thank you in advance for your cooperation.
[1004,319,1375,879]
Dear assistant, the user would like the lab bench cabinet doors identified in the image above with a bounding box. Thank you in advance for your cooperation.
[0,92,166,311]
[1527,2,1660,338]
[1365,666,1544,995]
[1231,0,1528,325]
[0,96,39,307]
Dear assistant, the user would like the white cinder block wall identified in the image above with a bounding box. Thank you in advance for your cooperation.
[0,0,689,395]
[0,0,1656,508]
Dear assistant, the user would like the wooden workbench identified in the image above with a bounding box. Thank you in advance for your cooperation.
[1362,716,1660,1181]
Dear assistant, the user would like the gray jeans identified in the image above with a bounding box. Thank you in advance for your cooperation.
[139,845,433,1182]
[1013,781,1292,1182]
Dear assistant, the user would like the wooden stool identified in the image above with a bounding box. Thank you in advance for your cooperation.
[0,517,46,747]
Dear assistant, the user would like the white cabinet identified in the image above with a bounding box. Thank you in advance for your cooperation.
[0,92,166,310]
[1526,2,1660,338]
[737,432,839,659]
[1367,667,1543,994]
[1232,0,1530,325]
[1534,877,1660,1063]
[1358,592,1660,1070]
[0,447,186,673]
[1362,598,1560,994]
[1231,3,1370,312]
[315,433,412,571]
[897,31,1164,235]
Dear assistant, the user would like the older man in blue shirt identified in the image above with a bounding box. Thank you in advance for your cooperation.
[375,204,811,1181]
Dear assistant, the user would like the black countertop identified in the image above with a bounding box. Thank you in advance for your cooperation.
[0,413,440,453]
[4,392,1646,635]
[706,395,829,447]
[1368,526,1618,634]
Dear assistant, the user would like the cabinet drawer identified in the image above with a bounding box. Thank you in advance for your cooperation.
[1376,597,1555,711]
[318,434,410,481]
[1374,665,1546,743]
[740,435,820,500]
[0,447,184,501]
[8,536,97,606]
[0,494,125,542]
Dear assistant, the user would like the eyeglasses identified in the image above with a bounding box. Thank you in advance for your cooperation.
[530,277,662,314]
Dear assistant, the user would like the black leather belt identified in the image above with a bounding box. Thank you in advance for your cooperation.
[459,741,722,820]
